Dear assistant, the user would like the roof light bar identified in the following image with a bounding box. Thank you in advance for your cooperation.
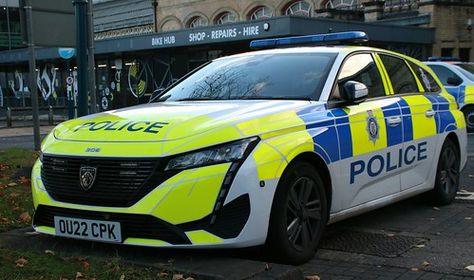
[250,31,369,49]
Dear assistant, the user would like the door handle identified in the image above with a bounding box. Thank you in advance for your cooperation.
[425,109,436,118]
[387,116,402,126]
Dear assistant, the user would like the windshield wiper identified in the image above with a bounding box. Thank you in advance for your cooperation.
[175,98,217,101]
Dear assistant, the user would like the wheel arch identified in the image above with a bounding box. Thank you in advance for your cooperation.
[446,132,460,154]
[460,103,474,112]
[287,152,333,215]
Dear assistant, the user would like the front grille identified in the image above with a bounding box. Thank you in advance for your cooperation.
[41,155,175,207]
[33,205,191,245]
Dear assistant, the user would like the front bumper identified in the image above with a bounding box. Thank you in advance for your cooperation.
[31,146,282,248]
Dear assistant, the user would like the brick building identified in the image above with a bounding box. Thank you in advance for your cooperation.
[150,0,473,61]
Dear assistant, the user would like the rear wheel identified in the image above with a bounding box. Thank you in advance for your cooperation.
[266,161,328,264]
[429,138,460,205]
[462,106,474,133]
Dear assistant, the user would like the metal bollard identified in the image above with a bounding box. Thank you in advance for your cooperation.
[6,107,12,128]
[48,106,53,125]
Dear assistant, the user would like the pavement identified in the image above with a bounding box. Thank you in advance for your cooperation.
[0,127,473,279]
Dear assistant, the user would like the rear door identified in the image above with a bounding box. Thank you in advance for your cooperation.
[378,54,439,190]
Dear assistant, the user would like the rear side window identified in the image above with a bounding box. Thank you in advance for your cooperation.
[332,53,384,100]
[408,62,441,92]
[380,54,419,94]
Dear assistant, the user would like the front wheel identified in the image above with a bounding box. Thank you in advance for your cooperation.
[265,161,328,265]
[429,138,460,205]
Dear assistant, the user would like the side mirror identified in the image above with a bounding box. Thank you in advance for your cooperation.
[149,88,165,103]
[447,76,462,86]
[341,81,368,104]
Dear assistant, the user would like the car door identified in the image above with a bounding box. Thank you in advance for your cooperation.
[379,54,439,190]
[330,52,403,210]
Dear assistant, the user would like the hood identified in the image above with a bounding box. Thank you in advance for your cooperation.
[53,100,324,143]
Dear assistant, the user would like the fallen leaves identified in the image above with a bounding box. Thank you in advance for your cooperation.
[466,265,474,271]
[15,257,28,268]
[171,274,194,280]
[44,250,55,256]
[0,163,10,171]
[305,276,321,280]
[414,244,426,248]
[75,272,86,280]
[432,207,440,211]
[465,217,472,220]
[18,176,31,186]
[421,260,430,267]
[19,212,31,223]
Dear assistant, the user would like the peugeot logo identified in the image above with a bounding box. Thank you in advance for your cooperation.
[79,166,97,191]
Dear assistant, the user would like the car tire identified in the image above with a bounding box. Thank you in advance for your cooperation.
[462,106,474,133]
[429,138,460,205]
[265,161,328,265]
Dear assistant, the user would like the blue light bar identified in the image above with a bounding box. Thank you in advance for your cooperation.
[250,31,369,49]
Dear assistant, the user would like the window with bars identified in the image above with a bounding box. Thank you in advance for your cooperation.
[285,1,312,17]
[250,6,273,20]
[215,12,238,25]
[188,16,208,28]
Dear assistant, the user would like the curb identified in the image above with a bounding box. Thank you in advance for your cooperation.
[0,227,303,280]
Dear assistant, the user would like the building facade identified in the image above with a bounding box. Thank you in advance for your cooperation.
[152,0,474,60]
[0,0,471,119]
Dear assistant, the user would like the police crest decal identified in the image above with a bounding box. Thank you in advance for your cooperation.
[366,110,379,144]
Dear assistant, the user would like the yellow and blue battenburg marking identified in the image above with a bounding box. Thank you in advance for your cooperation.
[296,105,352,164]
[296,94,458,167]
[424,95,457,133]
[446,85,474,107]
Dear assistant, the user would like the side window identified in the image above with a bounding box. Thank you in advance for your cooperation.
[332,53,384,100]
[428,65,462,86]
[380,54,419,94]
[408,62,441,93]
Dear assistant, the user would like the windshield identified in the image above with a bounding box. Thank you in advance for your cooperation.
[155,53,336,102]
[455,63,474,82]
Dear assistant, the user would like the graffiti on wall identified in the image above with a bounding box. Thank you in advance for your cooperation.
[127,58,175,99]
[8,71,29,99]
[37,64,58,101]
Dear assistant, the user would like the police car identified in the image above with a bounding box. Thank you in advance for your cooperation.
[32,31,467,264]
[425,60,474,132]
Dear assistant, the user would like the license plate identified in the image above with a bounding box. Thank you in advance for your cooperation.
[54,216,122,243]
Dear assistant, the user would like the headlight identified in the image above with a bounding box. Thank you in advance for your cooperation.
[164,137,259,171]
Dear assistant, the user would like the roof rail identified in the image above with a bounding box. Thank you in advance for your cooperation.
[427,56,461,62]
[249,31,369,49]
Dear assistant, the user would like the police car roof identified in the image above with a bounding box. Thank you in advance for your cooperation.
[215,45,371,61]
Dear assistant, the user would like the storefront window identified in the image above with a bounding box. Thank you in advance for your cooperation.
[215,12,237,25]
[285,1,312,17]
[250,6,273,20]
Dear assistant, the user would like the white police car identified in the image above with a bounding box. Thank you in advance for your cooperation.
[425,60,474,132]
[32,32,467,264]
